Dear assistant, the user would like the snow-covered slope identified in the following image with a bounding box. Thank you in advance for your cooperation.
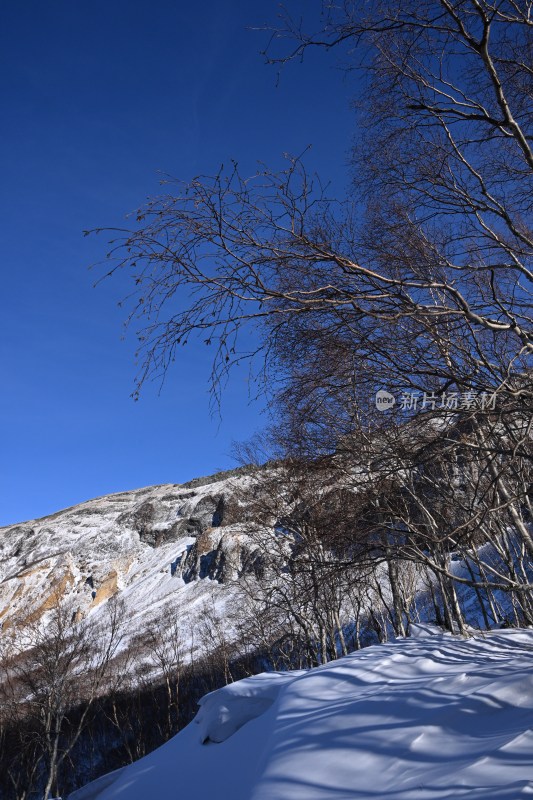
[71,627,533,800]
[0,468,258,649]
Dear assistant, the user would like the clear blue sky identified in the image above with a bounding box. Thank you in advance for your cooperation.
[0,1,355,525]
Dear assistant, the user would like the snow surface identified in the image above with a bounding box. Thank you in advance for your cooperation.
[195,671,306,744]
[70,628,533,800]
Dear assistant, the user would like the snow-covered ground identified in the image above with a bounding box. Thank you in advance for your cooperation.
[70,626,533,800]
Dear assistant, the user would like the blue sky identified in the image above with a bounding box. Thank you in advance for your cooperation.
[0,1,355,525]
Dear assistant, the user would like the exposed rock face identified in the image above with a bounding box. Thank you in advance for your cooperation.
[179,526,264,584]
[114,485,236,548]
[0,466,260,643]
[181,529,226,583]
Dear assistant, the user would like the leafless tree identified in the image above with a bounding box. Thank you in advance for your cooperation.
[94,1,532,633]
[143,609,185,740]
[0,596,126,800]
[97,0,533,411]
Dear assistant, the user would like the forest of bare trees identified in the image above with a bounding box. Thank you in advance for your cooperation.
[0,593,268,799]
[98,0,532,631]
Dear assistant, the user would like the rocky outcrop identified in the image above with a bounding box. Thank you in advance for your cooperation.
[180,529,226,582]
[91,569,119,606]
[180,525,264,584]
[114,490,240,548]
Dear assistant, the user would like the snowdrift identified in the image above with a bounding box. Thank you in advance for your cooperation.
[70,628,533,800]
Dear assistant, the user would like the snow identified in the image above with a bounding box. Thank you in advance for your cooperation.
[195,671,305,743]
[409,622,447,638]
[69,628,533,800]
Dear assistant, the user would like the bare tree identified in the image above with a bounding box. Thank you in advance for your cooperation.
[143,609,185,740]
[93,1,532,634]
[0,596,126,800]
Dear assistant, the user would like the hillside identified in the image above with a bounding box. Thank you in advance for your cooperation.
[1,464,531,800]
[70,626,533,800]
[0,467,258,652]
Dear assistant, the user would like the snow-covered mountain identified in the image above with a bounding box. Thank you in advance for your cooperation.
[70,625,533,800]
[0,467,259,648]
